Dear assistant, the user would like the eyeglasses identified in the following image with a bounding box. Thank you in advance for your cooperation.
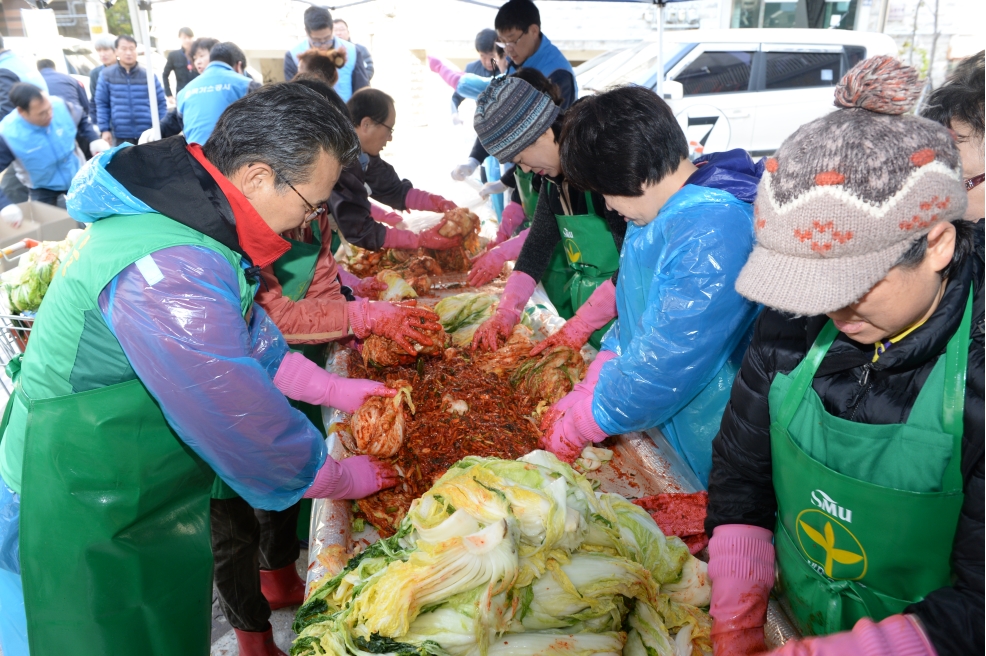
[309,35,334,49]
[965,172,985,191]
[270,167,325,224]
[495,29,528,49]
[374,119,395,135]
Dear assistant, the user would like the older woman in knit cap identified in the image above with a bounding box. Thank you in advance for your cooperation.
[705,57,983,656]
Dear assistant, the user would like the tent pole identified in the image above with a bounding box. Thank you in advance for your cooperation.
[127,0,162,141]
[655,0,665,98]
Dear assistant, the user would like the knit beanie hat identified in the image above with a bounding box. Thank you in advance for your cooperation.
[736,56,967,317]
[474,76,560,163]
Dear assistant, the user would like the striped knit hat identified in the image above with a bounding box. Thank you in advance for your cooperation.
[474,76,560,163]
[736,56,968,316]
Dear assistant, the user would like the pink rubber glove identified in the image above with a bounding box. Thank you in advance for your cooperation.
[348,297,443,355]
[427,55,464,90]
[471,271,537,352]
[370,202,403,226]
[708,525,776,656]
[766,615,936,656]
[303,455,399,499]
[418,223,462,250]
[493,201,527,246]
[468,229,528,287]
[274,351,395,414]
[406,188,457,213]
[540,350,616,425]
[538,394,607,463]
[382,228,420,250]
[338,269,387,299]
[531,279,617,356]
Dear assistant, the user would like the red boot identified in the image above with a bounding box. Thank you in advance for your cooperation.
[259,564,306,610]
[234,625,287,656]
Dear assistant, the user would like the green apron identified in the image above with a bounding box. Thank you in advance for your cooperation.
[515,168,539,227]
[769,293,971,637]
[0,213,254,655]
[541,181,621,349]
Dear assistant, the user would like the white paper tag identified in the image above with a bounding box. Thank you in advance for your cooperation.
[135,254,164,287]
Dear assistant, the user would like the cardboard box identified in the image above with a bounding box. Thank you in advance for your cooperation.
[0,202,78,272]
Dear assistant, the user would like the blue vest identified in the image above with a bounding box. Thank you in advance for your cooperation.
[176,61,253,144]
[290,37,358,101]
[507,34,576,95]
[0,97,80,191]
[0,51,48,92]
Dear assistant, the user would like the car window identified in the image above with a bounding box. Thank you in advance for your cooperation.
[764,51,842,90]
[676,50,754,96]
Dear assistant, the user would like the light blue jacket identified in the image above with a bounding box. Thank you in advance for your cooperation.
[288,37,358,101]
[176,61,253,144]
[0,96,82,192]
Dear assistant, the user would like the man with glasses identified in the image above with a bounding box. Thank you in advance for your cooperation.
[495,0,576,108]
[283,5,368,101]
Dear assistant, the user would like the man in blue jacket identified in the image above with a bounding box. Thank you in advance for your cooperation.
[495,0,576,107]
[540,86,763,485]
[37,59,98,157]
[0,83,104,208]
[95,35,167,146]
[176,42,256,144]
[283,5,368,101]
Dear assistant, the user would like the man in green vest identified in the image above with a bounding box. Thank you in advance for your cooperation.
[0,83,400,656]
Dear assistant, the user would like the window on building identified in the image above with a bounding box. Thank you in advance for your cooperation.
[676,51,755,96]
[765,51,843,90]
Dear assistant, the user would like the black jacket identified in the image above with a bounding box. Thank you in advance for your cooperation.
[327,154,413,251]
[162,49,198,97]
[707,230,985,655]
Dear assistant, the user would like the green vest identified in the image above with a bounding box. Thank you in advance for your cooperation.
[0,213,255,655]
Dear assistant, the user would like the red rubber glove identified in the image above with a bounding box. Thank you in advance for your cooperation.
[427,55,465,90]
[382,227,420,250]
[492,201,527,247]
[370,202,403,226]
[471,271,536,352]
[273,351,396,414]
[348,298,442,356]
[338,269,387,299]
[418,223,462,250]
[468,229,528,287]
[538,395,607,463]
[531,279,617,356]
[708,525,776,656]
[764,615,936,656]
[406,188,457,213]
[303,455,398,499]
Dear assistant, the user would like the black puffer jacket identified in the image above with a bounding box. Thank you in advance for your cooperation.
[707,230,984,656]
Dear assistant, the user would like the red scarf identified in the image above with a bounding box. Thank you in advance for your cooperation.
[186,143,290,269]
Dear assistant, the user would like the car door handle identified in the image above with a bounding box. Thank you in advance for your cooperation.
[724,110,750,118]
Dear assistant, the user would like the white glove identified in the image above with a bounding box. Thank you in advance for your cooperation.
[451,111,464,126]
[1,204,24,228]
[138,128,160,145]
[479,179,508,200]
[89,139,111,156]
[450,157,480,181]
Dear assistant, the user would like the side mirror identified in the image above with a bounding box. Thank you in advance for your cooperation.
[663,80,684,101]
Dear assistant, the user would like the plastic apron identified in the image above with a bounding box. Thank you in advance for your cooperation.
[769,293,971,637]
[542,181,620,348]
[1,357,217,655]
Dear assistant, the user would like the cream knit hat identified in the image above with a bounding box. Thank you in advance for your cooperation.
[736,56,968,316]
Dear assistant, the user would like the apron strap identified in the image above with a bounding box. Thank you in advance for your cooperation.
[941,290,973,490]
[584,191,597,216]
[777,321,840,430]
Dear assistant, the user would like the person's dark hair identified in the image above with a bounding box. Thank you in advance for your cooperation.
[36,59,56,71]
[511,68,563,107]
[178,27,194,38]
[115,34,137,49]
[209,42,247,69]
[304,5,333,33]
[191,37,220,57]
[921,51,984,142]
[10,83,44,112]
[894,219,978,280]
[292,75,351,122]
[204,83,358,189]
[495,0,541,33]
[561,86,689,196]
[295,48,345,86]
[475,28,497,54]
[347,88,394,127]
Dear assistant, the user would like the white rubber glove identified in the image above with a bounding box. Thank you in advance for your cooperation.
[451,157,480,181]
[479,179,508,200]
[451,111,464,126]
[138,128,160,145]
[1,204,24,228]
[89,139,111,155]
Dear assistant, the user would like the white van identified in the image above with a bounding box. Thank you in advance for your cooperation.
[575,29,898,157]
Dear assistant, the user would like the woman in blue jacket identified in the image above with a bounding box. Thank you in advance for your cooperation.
[540,86,763,485]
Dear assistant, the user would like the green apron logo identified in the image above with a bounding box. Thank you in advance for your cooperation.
[564,239,582,264]
[796,509,867,580]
